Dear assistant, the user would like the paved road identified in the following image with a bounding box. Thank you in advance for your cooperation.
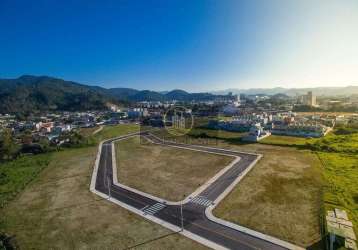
[94,133,289,250]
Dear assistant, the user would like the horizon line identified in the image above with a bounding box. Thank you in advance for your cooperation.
[1,74,358,93]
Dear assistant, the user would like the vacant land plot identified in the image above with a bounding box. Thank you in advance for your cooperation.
[262,128,358,239]
[78,126,101,137]
[115,136,234,201]
[259,134,313,146]
[1,125,207,249]
[211,143,324,248]
[151,127,245,146]
[94,123,139,142]
[318,152,358,238]
[0,153,51,208]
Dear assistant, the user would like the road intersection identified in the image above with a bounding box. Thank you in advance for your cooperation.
[90,132,303,250]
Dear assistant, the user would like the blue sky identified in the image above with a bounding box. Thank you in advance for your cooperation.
[1,0,358,91]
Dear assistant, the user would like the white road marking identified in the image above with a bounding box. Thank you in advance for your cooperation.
[190,196,213,207]
[142,203,166,215]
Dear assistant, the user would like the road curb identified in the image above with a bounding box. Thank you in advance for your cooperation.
[90,132,305,250]
[113,134,241,205]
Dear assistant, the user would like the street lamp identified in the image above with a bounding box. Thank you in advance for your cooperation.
[180,194,185,231]
[107,176,111,199]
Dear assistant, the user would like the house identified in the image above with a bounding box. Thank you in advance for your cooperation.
[242,124,271,142]
[36,122,54,133]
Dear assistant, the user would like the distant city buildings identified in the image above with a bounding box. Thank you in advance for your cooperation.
[207,111,338,138]
[301,91,317,107]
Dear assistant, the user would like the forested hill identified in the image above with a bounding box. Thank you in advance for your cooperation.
[0,75,220,114]
[0,75,115,114]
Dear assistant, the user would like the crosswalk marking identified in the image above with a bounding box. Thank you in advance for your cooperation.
[190,196,213,207]
[142,203,166,215]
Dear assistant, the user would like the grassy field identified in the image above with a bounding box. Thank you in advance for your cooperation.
[0,154,51,208]
[317,152,358,238]
[115,136,234,201]
[212,143,324,247]
[259,134,314,146]
[145,126,357,245]
[78,126,101,137]
[1,124,208,249]
[93,124,139,141]
[152,127,326,246]
[296,111,358,116]
[0,124,139,209]
[150,127,326,246]
[2,122,356,248]
[255,128,358,242]
[1,146,207,249]
[152,127,246,146]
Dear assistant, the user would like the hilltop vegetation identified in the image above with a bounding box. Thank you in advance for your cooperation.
[0,75,224,115]
[0,75,117,115]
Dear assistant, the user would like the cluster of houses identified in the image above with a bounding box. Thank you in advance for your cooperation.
[2,100,357,146]
[0,107,157,147]
[0,112,101,146]
[207,112,355,140]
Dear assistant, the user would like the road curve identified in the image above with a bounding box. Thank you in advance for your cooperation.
[92,132,297,250]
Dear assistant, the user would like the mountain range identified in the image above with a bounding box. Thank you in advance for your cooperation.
[211,86,358,96]
[1,75,357,114]
[0,75,218,114]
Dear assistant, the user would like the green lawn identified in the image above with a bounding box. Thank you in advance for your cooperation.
[93,124,139,142]
[317,152,358,237]
[259,134,314,146]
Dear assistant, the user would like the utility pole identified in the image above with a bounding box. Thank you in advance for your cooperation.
[107,176,111,199]
[180,195,184,231]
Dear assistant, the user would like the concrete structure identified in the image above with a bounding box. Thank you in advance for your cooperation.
[243,124,271,142]
[271,122,330,137]
[326,208,356,250]
[302,91,317,107]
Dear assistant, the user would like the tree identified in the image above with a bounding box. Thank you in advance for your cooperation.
[21,129,33,144]
[0,129,17,160]
[59,130,86,147]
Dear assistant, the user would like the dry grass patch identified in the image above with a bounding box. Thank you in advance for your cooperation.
[213,143,324,248]
[1,129,207,249]
[115,136,234,201]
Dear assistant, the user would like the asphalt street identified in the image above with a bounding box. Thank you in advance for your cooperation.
[94,133,289,250]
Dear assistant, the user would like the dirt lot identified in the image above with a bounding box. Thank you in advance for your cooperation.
[115,136,234,201]
[213,142,324,248]
[1,127,207,249]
